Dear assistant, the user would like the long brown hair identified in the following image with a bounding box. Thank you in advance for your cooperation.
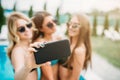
[31,11,51,42]
[67,13,92,69]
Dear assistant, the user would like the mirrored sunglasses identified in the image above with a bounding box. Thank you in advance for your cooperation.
[67,22,81,29]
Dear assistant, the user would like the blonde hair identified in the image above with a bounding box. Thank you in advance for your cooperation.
[7,12,34,58]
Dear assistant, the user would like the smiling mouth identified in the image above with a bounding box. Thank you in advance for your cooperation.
[69,30,76,33]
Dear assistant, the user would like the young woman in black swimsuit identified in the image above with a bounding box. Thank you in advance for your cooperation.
[59,13,92,80]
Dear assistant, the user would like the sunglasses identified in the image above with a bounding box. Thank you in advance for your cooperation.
[67,22,81,29]
[45,19,57,29]
[46,22,54,29]
[17,22,32,33]
[53,19,58,24]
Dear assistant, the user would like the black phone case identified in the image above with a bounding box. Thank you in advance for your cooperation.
[34,39,71,64]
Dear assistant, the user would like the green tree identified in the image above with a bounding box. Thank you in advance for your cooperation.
[13,3,16,11]
[65,12,71,22]
[44,2,47,11]
[92,14,97,36]
[114,19,119,32]
[28,6,33,18]
[102,13,109,36]
[55,7,60,25]
[0,1,5,33]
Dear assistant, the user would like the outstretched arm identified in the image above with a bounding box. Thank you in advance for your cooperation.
[11,42,43,80]
[11,47,32,80]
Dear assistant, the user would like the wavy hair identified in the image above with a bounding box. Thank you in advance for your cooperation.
[67,13,92,69]
[7,12,35,59]
[31,11,51,42]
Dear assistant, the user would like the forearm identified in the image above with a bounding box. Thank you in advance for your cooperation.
[69,77,78,80]
[14,66,31,80]
[41,65,54,80]
[69,67,82,80]
[69,73,80,80]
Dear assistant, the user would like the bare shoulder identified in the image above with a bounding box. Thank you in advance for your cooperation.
[74,46,86,56]
[11,46,25,58]
[12,46,23,53]
[73,46,86,64]
[11,46,25,71]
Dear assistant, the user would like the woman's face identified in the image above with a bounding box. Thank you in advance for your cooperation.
[67,16,81,37]
[16,19,33,40]
[41,16,56,34]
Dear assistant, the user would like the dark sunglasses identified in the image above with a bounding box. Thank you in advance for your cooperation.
[46,22,54,29]
[45,19,57,29]
[17,22,32,33]
[67,22,81,29]
[53,19,58,24]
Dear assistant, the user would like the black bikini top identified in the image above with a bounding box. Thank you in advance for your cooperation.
[58,57,73,70]
[13,68,37,73]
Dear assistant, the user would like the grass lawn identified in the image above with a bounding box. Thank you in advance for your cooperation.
[91,36,120,68]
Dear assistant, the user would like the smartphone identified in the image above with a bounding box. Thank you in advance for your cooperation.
[34,39,71,64]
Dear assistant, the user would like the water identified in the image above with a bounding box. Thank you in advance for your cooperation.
[0,45,14,80]
[0,45,41,80]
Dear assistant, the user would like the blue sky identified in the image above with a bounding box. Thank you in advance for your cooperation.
[1,0,120,15]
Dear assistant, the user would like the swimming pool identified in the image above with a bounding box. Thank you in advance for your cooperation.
[0,45,14,80]
[0,45,41,80]
[0,44,86,80]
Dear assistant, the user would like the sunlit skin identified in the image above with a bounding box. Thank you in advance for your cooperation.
[17,19,33,41]
[11,19,43,80]
[59,16,86,80]
[40,16,56,36]
[68,16,80,37]
[35,16,59,80]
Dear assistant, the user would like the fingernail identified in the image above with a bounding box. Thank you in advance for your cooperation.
[34,50,37,52]
[40,43,45,48]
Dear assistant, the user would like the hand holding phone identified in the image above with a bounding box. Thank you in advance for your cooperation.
[34,39,71,64]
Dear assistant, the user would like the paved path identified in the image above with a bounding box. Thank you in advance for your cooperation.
[84,68,103,80]
[91,53,120,80]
